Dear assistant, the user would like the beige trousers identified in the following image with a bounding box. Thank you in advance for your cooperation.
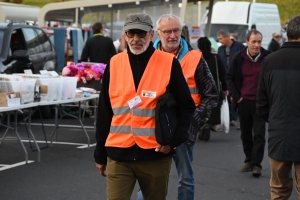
[270,158,300,200]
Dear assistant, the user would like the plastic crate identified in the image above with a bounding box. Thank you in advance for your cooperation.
[52,78,63,101]
[0,79,36,104]
[61,76,77,100]
[14,74,57,102]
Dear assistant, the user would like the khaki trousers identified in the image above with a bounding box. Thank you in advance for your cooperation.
[106,156,172,200]
[270,158,300,200]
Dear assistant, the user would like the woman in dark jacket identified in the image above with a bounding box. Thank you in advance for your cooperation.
[197,37,228,131]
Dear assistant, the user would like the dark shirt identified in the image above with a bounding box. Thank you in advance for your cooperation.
[81,35,116,64]
[94,42,195,164]
[241,50,264,100]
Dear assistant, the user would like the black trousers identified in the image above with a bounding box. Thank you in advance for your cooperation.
[238,99,266,169]
[207,102,221,125]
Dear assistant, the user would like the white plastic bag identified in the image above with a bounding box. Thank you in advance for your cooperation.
[220,99,230,133]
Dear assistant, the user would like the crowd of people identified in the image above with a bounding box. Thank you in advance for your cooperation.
[77,12,300,200]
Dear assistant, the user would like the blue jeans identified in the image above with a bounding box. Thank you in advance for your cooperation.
[137,142,194,200]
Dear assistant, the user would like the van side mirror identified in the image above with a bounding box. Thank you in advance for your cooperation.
[12,50,29,60]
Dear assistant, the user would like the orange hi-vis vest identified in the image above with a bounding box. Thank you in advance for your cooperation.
[105,50,174,149]
[180,50,202,107]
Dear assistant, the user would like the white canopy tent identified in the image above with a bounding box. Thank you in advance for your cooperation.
[0,2,40,23]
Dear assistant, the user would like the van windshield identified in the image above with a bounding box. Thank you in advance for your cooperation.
[0,30,4,55]
[208,24,248,43]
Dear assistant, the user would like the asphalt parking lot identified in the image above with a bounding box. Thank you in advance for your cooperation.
[0,116,298,200]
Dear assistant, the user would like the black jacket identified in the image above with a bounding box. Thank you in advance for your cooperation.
[94,42,195,164]
[226,47,271,102]
[81,35,116,64]
[217,40,245,71]
[204,53,227,93]
[267,39,280,52]
[256,42,300,162]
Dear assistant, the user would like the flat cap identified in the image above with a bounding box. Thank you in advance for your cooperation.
[123,13,153,32]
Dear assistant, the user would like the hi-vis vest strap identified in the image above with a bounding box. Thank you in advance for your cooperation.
[106,50,174,149]
[180,50,202,107]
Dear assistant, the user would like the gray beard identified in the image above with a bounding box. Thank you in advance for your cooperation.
[128,40,150,55]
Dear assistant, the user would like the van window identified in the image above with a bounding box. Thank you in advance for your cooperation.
[10,29,26,55]
[35,28,52,52]
[22,28,43,55]
[209,24,248,43]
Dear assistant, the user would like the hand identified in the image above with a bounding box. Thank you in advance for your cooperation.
[237,97,243,103]
[155,145,171,154]
[95,163,106,177]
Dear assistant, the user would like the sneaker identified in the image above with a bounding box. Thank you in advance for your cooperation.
[230,120,237,126]
[252,166,262,177]
[211,124,222,132]
[241,163,251,172]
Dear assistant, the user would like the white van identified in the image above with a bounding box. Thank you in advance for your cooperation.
[200,1,282,49]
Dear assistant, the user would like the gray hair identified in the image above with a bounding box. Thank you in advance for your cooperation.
[287,15,300,41]
[217,29,230,37]
[156,14,182,30]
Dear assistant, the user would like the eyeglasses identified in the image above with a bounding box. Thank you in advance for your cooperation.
[125,30,148,38]
[158,28,181,36]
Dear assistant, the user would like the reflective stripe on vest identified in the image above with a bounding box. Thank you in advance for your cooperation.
[106,50,174,149]
[180,50,202,107]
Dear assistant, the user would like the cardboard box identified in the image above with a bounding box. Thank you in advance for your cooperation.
[0,92,21,107]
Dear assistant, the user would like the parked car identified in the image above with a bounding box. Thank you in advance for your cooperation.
[0,22,57,118]
[0,22,57,74]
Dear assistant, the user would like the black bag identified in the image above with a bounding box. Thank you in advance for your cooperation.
[155,90,178,146]
[214,54,224,104]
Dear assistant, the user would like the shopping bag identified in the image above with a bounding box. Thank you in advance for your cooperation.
[220,98,230,133]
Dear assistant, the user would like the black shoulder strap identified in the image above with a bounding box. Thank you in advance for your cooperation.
[214,54,221,93]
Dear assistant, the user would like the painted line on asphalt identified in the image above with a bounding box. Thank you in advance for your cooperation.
[0,161,34,171]
[21,140,86,146]
[21,140,94,149]
[20,122,95,129]
[76,143,96,149]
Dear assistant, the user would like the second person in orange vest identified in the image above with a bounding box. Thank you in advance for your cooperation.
[94,13,195,200]
[138,14,218,200]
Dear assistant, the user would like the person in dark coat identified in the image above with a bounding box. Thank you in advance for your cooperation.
[226,30,271,177]
[257,15,300,199]
[197,37,228,131]
[217,29,245,127]
[81,22,116,64]
[267,32,281,52]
